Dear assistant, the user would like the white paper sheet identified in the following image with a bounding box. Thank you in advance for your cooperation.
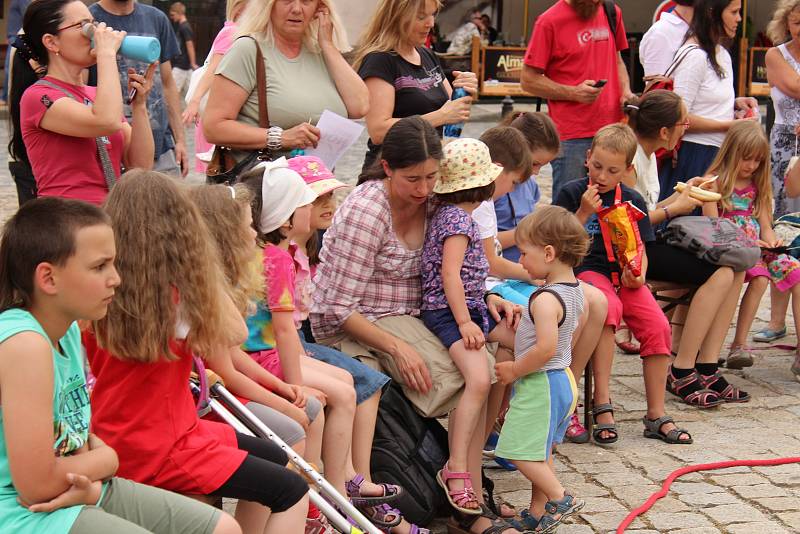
[306,110,365,169]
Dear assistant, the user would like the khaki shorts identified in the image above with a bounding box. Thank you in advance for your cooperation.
[321,315,496,418]
[69,477,220,534]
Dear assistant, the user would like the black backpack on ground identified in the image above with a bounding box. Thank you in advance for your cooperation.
[370,383,450,525]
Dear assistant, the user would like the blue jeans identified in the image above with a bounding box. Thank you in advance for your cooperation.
[299,330,390,404]
[550,137,593,202]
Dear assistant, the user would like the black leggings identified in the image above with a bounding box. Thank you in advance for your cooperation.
[210,433,308,512]
[646,241,721,285]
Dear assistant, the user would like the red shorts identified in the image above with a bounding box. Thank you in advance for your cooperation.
[577,271,671,357]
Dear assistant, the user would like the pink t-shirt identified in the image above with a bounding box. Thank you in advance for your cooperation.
[212,21,238,55]
[292,245,315,324]
[20,77,125,205]
[195,21,238,172]
[524,0,628,140]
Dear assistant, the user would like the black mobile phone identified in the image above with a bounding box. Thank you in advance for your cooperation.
[593,79,608,88]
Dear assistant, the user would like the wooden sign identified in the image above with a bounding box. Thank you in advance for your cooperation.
[749,47,770,97]
[479,45,532,97]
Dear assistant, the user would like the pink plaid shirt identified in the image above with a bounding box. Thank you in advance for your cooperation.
[310,180,430,341]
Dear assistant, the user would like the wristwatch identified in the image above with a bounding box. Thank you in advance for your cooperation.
[266,126,284,153]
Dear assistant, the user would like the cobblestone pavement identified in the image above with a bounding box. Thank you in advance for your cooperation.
[3,105,800,533]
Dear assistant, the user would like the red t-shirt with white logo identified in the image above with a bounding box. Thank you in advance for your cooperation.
[524,0,628,140]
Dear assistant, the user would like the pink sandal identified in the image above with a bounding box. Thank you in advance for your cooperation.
[436,462,481,515]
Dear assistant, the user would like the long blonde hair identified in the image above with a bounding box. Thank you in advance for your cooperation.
[96,171,227,363]
[767,0,800,44]
[352,0,442,70]
[236,0,349,53]
[706,121,772,217]
[188,184,262,316]
[226,0,249,21]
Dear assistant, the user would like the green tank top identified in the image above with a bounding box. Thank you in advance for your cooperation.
[0,309,89,533]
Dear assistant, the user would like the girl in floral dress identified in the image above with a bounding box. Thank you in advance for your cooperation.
[704,121,800,381]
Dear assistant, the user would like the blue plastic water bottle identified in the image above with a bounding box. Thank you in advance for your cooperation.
[443,87,468,138]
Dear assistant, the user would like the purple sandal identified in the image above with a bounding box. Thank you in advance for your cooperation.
[345,474,403,507]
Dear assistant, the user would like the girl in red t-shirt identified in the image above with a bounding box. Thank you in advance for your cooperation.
[86,170,309,533]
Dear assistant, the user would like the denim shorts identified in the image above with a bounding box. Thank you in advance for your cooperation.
[299,330,390,404]
[421,306,498,349]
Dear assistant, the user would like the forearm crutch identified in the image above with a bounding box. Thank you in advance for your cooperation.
[209,381,384,534]
[188,380,370,534]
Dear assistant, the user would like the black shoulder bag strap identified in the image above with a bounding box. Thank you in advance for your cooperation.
[603,0,618,38]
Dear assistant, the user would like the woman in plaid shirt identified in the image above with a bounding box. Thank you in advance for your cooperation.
[311,116,522,534]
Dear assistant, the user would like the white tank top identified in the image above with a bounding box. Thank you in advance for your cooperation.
[771,44,800,126]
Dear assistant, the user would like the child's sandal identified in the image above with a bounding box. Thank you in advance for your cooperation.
[591,403,619,444]
[699,370,751,403]
[666,368,724,409]
[447,504,516,534]
[642,415,693,445]
[345,474,403,506]
[535,493,584,533]
[358,503,403,529]
[437,463,482,515]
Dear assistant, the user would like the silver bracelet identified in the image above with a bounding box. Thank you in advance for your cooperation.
[266,126,284,152]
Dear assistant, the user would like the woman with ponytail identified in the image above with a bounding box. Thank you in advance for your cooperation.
[623,90,749,407]
[9,0,155,205]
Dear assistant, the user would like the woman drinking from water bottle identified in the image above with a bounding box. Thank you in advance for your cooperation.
[10,0,155,205]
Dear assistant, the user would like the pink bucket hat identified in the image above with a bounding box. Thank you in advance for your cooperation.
[287,155,347,196]
[434,138,503,194]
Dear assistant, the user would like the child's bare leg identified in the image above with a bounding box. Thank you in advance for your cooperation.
[672,267,733,369]
[591,326,615,438]
[468,399,488,501]
[486,322,515,438]
[570,283,607,380]
[234,500,269,534]
[488,321,515,350]
[264,493,308,534]
[485,340,512,441]
[301,358,356,495]
[447,341,491,510]
[351,390,380,477]
[304,409,324,468]
[767,283,790,332]
[731,277,768,349]
[791,285,800,336]
[514,457,564,518]
[698,271,746,364]
[643,354,690,441]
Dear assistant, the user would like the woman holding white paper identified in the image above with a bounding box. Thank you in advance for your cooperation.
[203,0,368,162]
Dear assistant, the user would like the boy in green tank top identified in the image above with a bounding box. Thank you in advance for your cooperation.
[0,197,238,534]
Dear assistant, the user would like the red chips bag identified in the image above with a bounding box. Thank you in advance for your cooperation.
[596,184,645,281]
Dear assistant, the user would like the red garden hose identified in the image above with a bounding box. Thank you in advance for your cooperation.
[616,457,800,533]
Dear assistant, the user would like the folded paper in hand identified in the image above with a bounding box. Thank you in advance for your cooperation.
[306,110,364,169]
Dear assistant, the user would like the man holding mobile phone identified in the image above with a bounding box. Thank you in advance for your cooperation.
[521,0,634,199]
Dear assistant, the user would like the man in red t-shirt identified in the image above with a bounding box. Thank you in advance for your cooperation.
[522,0,634,199]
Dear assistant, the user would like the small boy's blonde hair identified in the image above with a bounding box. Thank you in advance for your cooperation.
[591,123,638,166]
[515,205,589,268]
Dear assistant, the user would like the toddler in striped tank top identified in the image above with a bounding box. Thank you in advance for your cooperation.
[494,205,589,533]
